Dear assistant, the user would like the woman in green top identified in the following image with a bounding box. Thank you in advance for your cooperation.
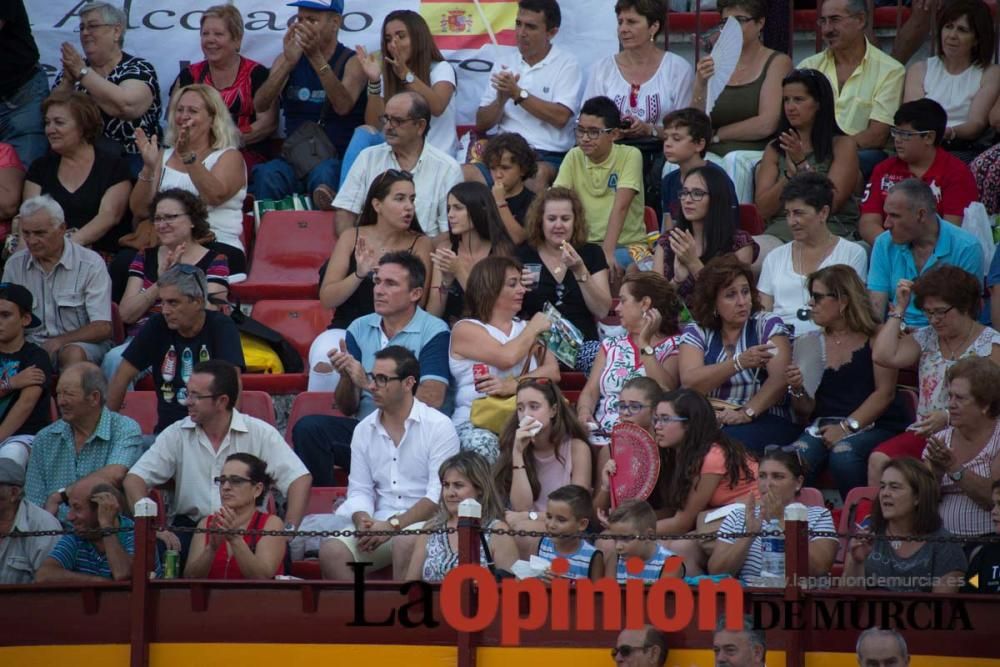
[754,69,860,244]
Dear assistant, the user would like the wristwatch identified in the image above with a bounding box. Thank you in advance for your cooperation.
[575,271,589,283]
[641,345,655,356]
[78,66,90,79]
[842,418,861,433]
[528,511,539,521]
[403,71,415,84]
[743,406,757,420]
[58,487,69,505]
[388,516,402,531]
[949,467,965,482]
[514,88,529,105]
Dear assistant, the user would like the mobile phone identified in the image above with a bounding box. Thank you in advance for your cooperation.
[620,117,633,130]
[473,364,490,382]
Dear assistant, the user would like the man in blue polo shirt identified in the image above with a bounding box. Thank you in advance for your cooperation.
[292,251,450,485]
[867,178,982,329]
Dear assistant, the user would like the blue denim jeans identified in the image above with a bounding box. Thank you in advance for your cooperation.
[0,68,49,168]
[338,126,384,189]
[722,413,803,456]
[787,426,895,498]
[291,414,357,485]
[249,157,342,201]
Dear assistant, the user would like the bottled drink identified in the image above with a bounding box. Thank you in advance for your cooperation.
[199,344,209,363]
[760,518,785,580]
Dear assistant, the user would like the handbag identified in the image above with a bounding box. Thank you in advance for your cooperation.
[470,341,545,435]
[280,49,350,180]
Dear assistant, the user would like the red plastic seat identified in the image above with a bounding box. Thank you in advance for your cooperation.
[305,486,348,515]
[285,391,344,445]
[236,390,277,426]
[798,486,825,508]
[834,486,878,571]
[111,303,125,345]
[230,210,336,303]
[560,372,587,390]
[241,373,308,394]
[250,300,331,369]
[643,206,659,234]
[120,391,158,434]
[738,204,764,236]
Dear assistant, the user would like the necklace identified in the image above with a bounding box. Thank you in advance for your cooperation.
[940,321,977,361]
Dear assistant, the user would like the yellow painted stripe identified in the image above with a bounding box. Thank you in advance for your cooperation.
[3,644,998,667]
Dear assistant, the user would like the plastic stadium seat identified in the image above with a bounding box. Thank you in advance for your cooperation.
[236,390,277,426]
[563,390,581,404]
[560,372,587,390]
[833,486,878,573]
[230,210,335,303]
[305,486,347,515]
[798,487,825,508]
[898,386,918,424]
[285,391,344,445]
[111,303,125,345]
[643,206,659,235]
[120,391,158,434]
[738,204,764,236]
[250,300,331,369]
[241,373,308,394]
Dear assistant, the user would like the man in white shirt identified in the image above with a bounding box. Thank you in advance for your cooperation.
[0,458,61,584]
[124,360,311,561]
[332,91,462,240]
[318,345,458,580]
[468,0,582,191]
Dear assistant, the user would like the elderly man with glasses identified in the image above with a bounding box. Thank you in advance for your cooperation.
[107,264,245,435]
[797,0,904,183]
[858,98,979,246]
[124,360,311,565]
[611,626,669,666]
[332,91,462,240]
[317,345,458,581]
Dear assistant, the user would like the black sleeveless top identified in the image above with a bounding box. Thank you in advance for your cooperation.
[813,339,908,431]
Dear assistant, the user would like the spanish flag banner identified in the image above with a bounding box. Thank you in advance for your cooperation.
[421,0,519,51]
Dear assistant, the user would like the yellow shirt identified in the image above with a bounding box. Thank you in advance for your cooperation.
[553,143,646,247]
[798,40,904,136]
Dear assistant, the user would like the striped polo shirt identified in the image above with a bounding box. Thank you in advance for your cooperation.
[48,516,137,579]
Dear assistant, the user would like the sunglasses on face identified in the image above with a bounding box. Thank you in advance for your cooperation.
[214,475,252,486]
[611,644,651,659]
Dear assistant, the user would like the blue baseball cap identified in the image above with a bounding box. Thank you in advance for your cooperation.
[287,0,344,12]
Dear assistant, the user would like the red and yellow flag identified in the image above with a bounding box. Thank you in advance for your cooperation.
[420,0,518,51]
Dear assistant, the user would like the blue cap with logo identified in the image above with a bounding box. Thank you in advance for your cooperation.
[287,0,344,12]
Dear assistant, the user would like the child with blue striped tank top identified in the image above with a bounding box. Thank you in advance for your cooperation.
[536,485,603,582]
[605,499,685,583]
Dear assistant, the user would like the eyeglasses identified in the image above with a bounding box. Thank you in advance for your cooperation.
[517,376,552,388]
[808,290,837,302]
[574,124,614,140]
[652,414,688,426]
[924,305,954,320]
[764,443,806,467]
[185,392,221,403]
[79,22,115,32]
[213,475,253,487]
[890,127,933,140]
[153,213,186,225]
[373,168,414,190]
[173,264,208,300]
[367,372,404,387]
[379,114,417,128]
[611,644,651,658]
[618,401,652,415]
[727,15,757,24]
[678,188,709,201]
[816,13,861,27]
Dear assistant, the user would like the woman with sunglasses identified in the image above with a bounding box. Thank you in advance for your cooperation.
[449,257,560,463]
[516,187,612,372]
[709,448,838,582]
[679,255,799,454]
[427,182,516,326]
[784,265,907,498]
[690,0,791,202]
[870,266,1000,485]
[758,173,867,334]
[332,9,457,206]
[309,170,432,391]
[184,453,287,579]
[845,457,966,593]
[754,69,860,248]
[648,389,758,574]
[904,0,999,163]
[104,189,230,381]
[494,378,592,558]
[653,165,756,302]
[581,0,693,141]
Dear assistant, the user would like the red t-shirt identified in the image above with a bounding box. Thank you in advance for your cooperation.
[860,147,978,218]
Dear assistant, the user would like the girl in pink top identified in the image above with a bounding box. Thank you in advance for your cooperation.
[652,388,758,574]
[495,378,593,558]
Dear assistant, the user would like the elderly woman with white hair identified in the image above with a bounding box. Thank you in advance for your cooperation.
[53,1,162,176]
[130,84,248,278]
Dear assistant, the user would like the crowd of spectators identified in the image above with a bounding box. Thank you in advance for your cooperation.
[1,0,999,613]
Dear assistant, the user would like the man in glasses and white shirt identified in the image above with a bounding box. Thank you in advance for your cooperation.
[318,345,458,580]
[332,91,462,240]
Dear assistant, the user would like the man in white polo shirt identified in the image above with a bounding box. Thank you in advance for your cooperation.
[332,91,462,238]
[469,0,581,191]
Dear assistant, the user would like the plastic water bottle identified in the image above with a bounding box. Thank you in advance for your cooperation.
[760,518,785,581]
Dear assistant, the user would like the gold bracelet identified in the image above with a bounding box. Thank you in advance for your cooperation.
[317,63,331,75]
